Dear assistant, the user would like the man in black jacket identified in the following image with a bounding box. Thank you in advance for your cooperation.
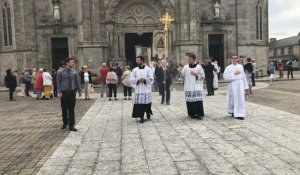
[155,59,173,105]
[4,69,17,101]
[204,60,215,96]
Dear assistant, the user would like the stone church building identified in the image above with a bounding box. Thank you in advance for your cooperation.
[0,0,269,78]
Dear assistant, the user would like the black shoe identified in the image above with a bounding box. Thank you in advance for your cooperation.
[231,113,234,117]
[140,117,144,123]
[147,113,151,120]
[196,116,203,120]
[207,94,212,96]
[161,101,164,104]
[61,124,67,129]
[69,127,78,131]
[235,117,244,120]
[166,102,170,105]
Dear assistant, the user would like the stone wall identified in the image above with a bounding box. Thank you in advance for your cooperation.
[0,0,269,83]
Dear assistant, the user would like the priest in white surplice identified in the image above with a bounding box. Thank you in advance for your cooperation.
[181,54,205,120]
[223,55,249,120]
[131,56,154,123]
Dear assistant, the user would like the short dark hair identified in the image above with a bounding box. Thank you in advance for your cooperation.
[189,54,196,60]
[6,69,11,75]
[109,67,114,72]
[64,57,74,64]
[247,58,252,62]
[136,56,145,62]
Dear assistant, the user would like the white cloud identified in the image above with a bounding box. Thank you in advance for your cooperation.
[269,0,300,39]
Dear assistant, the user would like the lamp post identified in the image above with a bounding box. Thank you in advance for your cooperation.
[159,12,174,59]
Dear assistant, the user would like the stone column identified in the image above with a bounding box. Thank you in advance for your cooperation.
[118,32,125,58]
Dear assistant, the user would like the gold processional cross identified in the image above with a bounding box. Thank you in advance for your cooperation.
[159,12,174,59]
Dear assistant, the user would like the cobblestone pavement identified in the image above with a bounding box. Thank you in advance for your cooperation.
[0,94,95,175]
[36,82,300,175]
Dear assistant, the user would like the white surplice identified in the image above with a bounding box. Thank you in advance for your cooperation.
[181,64,205,102]
[223,64,249,118]
[130,65,154,104]
[213,63,220,88]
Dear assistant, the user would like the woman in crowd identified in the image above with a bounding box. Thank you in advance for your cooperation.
[121,65,132,100]
[106,67,118,101]
[34,69,44,100]
[268,62,276,85]
[42,68,53,100]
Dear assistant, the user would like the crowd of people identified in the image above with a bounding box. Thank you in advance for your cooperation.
[268,59,295,84]
[6,54,296,130]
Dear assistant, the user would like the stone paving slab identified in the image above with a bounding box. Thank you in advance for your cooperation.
[36,82,300,175]
[0,93,95,175]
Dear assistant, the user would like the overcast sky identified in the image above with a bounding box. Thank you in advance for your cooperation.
[269,0,300,40]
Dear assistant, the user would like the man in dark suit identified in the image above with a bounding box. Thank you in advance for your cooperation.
[155,59,173,105]
[204,60,216,96]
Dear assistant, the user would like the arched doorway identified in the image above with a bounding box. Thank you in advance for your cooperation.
[105,0,174,66]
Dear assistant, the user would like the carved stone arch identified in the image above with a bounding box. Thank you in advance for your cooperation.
[142,16,155,25]
[106,0,174,23]
[124,17,138,25]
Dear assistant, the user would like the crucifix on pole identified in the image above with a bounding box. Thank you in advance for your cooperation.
[159,12,174,59]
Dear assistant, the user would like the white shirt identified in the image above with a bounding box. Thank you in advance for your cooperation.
[84,72,89,83]
[42,72,53,86]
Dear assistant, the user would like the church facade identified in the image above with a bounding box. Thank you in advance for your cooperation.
[0,0,269,78]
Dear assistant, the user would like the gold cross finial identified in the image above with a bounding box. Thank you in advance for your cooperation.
[159,12,174,32]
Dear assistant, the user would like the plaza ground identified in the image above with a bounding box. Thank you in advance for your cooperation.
[0,76,300,175]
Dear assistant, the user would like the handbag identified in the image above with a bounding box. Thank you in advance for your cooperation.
[90,86,94,93]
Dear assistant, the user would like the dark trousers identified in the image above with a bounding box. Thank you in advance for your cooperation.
[53,83,57,97]
[251,73,256,86]
[123,85,132,97]
[61,91,76,127]
[186,101,204,117]
[287,67,294,78]
[108,84,117,98]
[25,81,31,96]
[158,82,163,96]
[160,83,171,103]
[206,77,214,95]
[9,87,15,100]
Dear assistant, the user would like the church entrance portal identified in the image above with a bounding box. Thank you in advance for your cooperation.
[125,33,153,67]
[208,34,224,71]
[51,37,69,70]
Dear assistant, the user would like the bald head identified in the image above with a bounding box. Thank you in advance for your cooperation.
[160,59,166,67]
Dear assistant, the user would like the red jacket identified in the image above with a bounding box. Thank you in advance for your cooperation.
[34,73,43,90]
[100,67,109,83]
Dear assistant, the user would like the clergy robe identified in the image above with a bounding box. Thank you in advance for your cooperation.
[223,64,249,118]
[213,63,220,89]
[181,64,205,117]
[131,65,154,118]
